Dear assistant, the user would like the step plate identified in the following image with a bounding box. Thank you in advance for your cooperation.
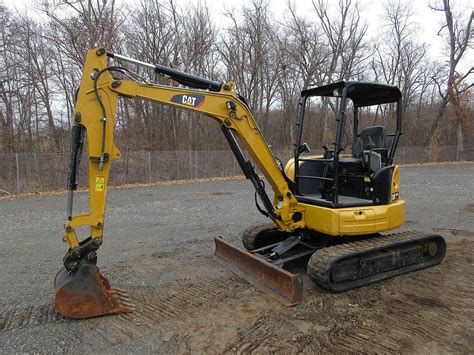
[214,237,303,306]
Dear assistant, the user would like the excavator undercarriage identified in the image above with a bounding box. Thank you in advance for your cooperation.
[215,229,446,304]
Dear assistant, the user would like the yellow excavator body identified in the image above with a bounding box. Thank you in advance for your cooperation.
[55,48,445,318]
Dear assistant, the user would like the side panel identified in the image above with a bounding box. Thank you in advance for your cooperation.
[339,209,376,234]
[302,199,405,236]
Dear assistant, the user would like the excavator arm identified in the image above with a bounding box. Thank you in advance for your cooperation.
[65,48,304,248]
[55,48,304,318]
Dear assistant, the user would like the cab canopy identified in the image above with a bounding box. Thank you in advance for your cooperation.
[301,81,401,107]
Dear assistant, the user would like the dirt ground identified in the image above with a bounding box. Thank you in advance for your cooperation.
[0,164,473,353]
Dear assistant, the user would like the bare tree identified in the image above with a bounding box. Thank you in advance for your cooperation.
[0,0,471,162]
[371,0,433,141]
[313,0,368,83]
[123,0,184,151]
[41,0,124,67]
[313,0,369,144]
[219,0,280,132]
[0,3,17,152]
[179,3,221,151]
[426,0,473,158]
[42,0,125,139]
[276,3,326,147]
[16,16,62,150]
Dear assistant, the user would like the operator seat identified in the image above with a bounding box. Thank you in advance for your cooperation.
[360,126,386,151]
[339,126,387,171]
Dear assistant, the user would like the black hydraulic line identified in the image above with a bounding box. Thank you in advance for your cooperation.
[107,51,222,92]
[221,125,279,220]
[92,65,127,171]
[67,124,85,191]
[66,124,85,220]
[221,125,251,179]
[155,64,223,92]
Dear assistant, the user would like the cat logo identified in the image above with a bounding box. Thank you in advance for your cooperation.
[170,94,205,108]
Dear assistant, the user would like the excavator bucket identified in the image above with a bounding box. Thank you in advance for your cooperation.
[54,260,134,319]
[214,237,303,306]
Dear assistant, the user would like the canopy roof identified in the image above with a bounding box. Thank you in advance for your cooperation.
[301,81,401,106]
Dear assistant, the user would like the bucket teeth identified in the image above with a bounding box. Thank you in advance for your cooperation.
[109,288,135,309]
[54,260,135,319]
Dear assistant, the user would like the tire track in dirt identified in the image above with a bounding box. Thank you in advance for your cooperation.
[464,203,474,213]
[231,318,272,353]
[2,241,472,353]
[224,314,292,354]
[0,304,66,332]
[86,276,248,345]
[434,227,474,237]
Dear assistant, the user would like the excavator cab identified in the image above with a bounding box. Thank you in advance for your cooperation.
[293,81,402,208]
[217,81,444,303]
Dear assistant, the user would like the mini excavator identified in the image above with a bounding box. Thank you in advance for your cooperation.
[54,48,446,318]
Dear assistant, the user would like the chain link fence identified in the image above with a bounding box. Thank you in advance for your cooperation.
[0,146,471,195]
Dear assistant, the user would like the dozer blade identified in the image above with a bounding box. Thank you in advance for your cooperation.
[214,237,303,306]
[54,260,134,319]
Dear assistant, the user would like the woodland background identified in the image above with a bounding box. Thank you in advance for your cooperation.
[0,0,473,193]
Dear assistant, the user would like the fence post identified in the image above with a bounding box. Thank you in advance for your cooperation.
[233,153,236,176]
[15,152,20,193]
[195,150,198,179]
[148,151,152,183]
[187,150,192,179]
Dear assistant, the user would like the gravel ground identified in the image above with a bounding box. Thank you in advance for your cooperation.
[0,163,473,353]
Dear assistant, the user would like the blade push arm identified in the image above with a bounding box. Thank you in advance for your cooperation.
[63,48,304,267]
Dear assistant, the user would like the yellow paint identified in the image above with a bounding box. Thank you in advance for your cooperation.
[302,199,405,236]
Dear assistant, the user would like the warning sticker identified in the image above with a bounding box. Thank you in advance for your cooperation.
[95,176,105,192]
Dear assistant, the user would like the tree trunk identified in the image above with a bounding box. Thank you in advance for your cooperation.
[0,96,15,152]
[45,104,61,151]
[425,97,448,147]
[455,119,464,161]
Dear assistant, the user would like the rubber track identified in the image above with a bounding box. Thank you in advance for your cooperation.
[242,223,274,250]
[307,231,442,291]
[242,223,283,250]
